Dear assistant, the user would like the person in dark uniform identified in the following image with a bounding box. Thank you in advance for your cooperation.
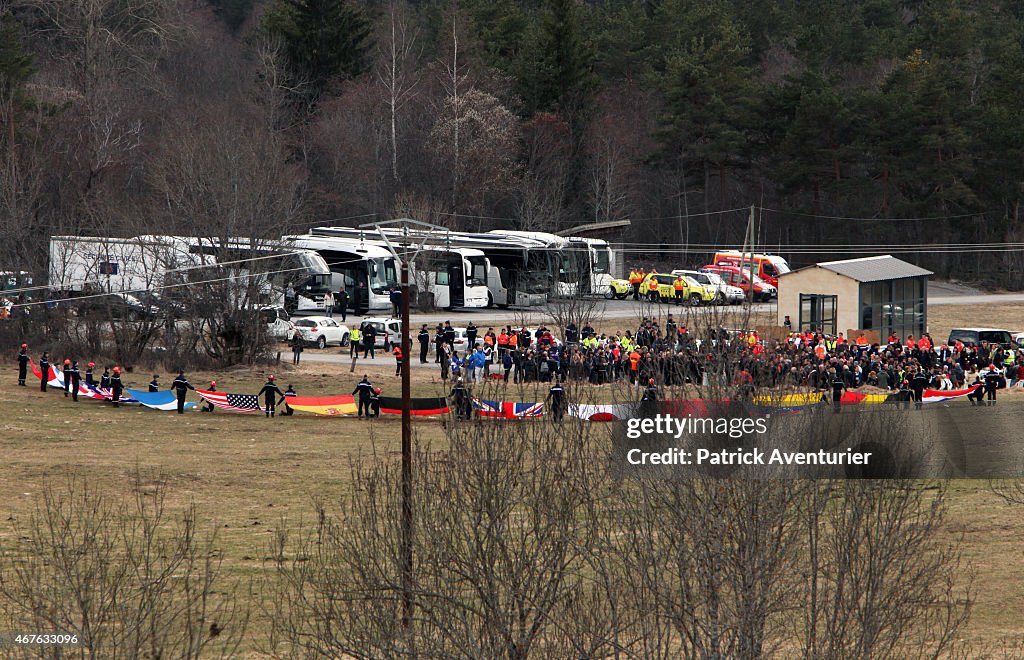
[466,322,478,350]
[910,368,928,410]
[418,324,431,364]
[337,287,349,322]
[546,380,566,422]
[62,359,72,397]
[641,377,658,402]
[149,374,161,392]
[362,323,377,359]
[370,387,381,417]
[258,375,286,418]
[110,367,124,407]
[443,321,456,348]
[171,371,195,414]
[202,381,217,412]
[100,367,111,390]
[831,369,846,413]
[282,384,296,416]
[85,362,96,387]
[39,352,49,392]
[898,379,912,409]
[434,325,444,363]
[352,374,373,418]
[69,361,81,402]
[983,364,1001,406]
[17,343,28,386]
[450,377,469,420]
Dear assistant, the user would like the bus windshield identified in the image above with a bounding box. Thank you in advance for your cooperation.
[369,257,398,294]
[466,256,488,287]
[592,248,610,274]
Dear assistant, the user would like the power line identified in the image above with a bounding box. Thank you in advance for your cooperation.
[757,206,983,222]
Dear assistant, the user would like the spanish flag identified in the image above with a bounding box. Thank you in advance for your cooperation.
[287,395,358,416]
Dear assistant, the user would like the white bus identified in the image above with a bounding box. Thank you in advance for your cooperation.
[282,234,399,314]
[298,230,490,310]
[484,230,582,298]
[566,237,615,296]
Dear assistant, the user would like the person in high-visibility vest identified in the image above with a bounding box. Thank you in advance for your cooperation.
[647,273,660,302]
[673,275,686,306]
[628,269,642,300]
[349,326,361,358]
[393,344,403,376]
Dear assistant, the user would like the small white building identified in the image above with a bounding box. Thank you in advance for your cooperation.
[777,255,932,338]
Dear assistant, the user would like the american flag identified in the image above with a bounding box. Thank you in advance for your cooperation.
[196,390,262,413]
[473,399,545,418]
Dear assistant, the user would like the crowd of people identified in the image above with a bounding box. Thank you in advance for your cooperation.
[401,314,1021,407]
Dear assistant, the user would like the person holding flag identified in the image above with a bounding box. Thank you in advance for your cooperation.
[39,352,49,392]
[62,359,72,397]
[352,374,373,418]
[282,384,297,416]
[202,381,217,412]
[546,380,566,423]
[258,375,286,418]
[370,387,381,417]
[17,343,28,386]
[171,371,195,414]
[110,367,125,407]
[85,362,96,387]
[69,361,81,402]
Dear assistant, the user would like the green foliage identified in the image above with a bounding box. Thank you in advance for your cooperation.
[0,11,35,102]
[513,0,595,118]
[262,0,371,100]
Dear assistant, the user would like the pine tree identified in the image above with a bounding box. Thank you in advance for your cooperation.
[514,0,594,119]
[262,0,371,100]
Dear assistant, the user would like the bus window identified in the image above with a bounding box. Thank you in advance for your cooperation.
[435,270,450,285]
[369,257,397,294]
[592,248,610,274]
[467,256,487,286]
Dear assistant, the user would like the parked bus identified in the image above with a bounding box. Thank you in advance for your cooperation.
[566,236,615,296]
[282,234,398,314]
[484,230,582,298]
[302,228,492,310]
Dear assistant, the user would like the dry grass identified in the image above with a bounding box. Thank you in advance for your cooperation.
[1,302,1023,652]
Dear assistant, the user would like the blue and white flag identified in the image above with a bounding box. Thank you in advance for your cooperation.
[126,389,198,411]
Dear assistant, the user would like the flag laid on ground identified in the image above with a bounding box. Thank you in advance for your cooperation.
[83,384,138,403]
[196,390,262,413]
[286,395,358,416]
[126,389,198,411]
[569,402,639,421]
[921,385,981,403]
[378,396,450,416]
[473,399,544,418]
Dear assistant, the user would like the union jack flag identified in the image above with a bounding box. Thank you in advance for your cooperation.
[196,390,262,413]
[473,399,544,418]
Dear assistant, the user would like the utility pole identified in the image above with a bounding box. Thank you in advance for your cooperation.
[744,205,756,307]
[359,217,447,636]
[400,225,412,632]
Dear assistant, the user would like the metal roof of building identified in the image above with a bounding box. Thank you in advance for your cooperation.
[783,255,933,283]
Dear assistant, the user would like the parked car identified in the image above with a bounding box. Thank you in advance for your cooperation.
[947,328,1013,348]
[1014,331,1024,349]
[711,251,791,287]
[360,318,402,349]
[73,292,158,321]
[700,265,777,302]
[672,269,744,305]
[604,278,633,300]
[292,316,350,349]
[259,306,295,341]
[639,272,713,306]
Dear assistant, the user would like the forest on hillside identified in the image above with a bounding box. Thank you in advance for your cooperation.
[3,0,1024,283]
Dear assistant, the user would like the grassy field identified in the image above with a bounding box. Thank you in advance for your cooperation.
[2,303,1024,652]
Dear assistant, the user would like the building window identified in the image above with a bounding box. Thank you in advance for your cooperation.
[799,294,837,335]
[859,276,927,339]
